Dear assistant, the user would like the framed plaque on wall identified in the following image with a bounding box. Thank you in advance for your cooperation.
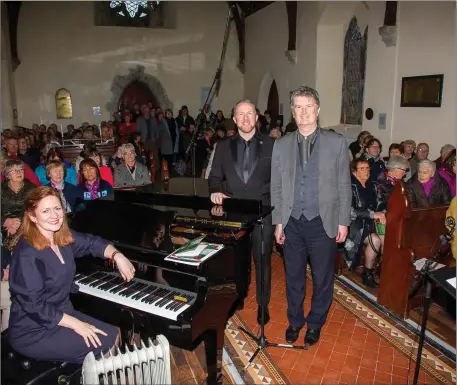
[400,74,444,107]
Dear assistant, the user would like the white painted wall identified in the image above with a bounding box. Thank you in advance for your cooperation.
[246,1,455,160]
[1,3,15,131]
[13,1,243,128]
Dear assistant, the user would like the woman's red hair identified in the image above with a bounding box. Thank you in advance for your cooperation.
[22,186,74,250]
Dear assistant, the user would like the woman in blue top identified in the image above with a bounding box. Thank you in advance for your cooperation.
[76,159,113,201]
[8,186,135,364]
[35,147,77,186]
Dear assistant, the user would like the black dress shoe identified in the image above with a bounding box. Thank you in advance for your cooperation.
[285,325,303,344]
[257,307,270,325]
[304,328,321,346]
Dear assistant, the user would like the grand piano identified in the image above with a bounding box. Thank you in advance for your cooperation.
[69,187,273,384]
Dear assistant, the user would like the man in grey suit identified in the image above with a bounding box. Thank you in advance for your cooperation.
[271,86,351,346]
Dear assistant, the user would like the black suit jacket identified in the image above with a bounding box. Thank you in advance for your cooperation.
[208,132,274,206]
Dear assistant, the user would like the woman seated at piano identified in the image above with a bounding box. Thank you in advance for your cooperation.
[113,143,151,187]
[76,159,113,201]
[407,159,451,208]
[8,186,135,364]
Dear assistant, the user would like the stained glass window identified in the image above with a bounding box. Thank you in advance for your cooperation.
[341,17,368,125]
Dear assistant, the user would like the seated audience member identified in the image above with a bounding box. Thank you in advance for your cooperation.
[1,160,36,250]
[77,150,114,187]
[446,197,456,261]
[435,144,456,170]
[409,142,430,178]
[36,147,77,186]
[270,126,282,139]
[77,159,113,201]
[45,160,79,213]
[377,155,410,206]
[360,138,386,183]
[108,145,123,169]
[401,139,416,161]
[114,144,150,187]
[408,159,451,208]
[5,137,41,186]
[343,159,386,288]
[355,134,374,159]
[383,143,404,162]
[438,149,456,197]
[8,186,135,364]
[349,131,371,159]
[1,244,11,331]
[17,136,39,170]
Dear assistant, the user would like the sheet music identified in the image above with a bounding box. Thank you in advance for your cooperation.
[446,277,456,289]
[413,258,445,271]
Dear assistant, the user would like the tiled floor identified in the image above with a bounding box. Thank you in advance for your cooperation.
[237,252,441,385]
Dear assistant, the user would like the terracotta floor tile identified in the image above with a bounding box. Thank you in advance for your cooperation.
[278,355,298,370]
[311,352,331,368]
[360,356,377,370]
[375,370,392,384]
[350,339,366,350]
[366,334,381,345]
[362,350,378,360]
[293,360,311,374]
[334,343,350,354]
[340,372,358,384]
[359,367,376,380]
[348,347,364,358]
[321,334,337,344]
[352,333,368,342]
[354,326,369,335]
[391,365,410,378]
[317,340,335,353]
[325,358,343,371]
[305,373,324,385]
[330,351,347,363]
[287,369,306,385]
[373,381,391,385]
[376,361,393,374]
[308,364,326,377]
[344,316,357,325]
[342,360,361,376]
[322,369,342,383]
[391,374,408,384]
[357,377,374,385]
[337,336,353,346]
[377,354,394,364]
[378,346,394,356]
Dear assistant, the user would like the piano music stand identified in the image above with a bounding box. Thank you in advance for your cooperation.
[413,267,456,385]
[239,217,306,375]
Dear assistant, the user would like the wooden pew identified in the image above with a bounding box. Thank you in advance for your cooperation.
[61,142,115,165]
[378,181,449,318]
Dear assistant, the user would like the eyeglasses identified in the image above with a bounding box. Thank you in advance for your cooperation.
[357,167,370,171]
[8,168,24,174]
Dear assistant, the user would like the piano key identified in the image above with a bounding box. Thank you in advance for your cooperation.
[75,272,196,321]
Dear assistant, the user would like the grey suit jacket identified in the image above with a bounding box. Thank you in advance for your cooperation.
[113,162,151,187]
[136,116,159,143]
[270,129,351,238]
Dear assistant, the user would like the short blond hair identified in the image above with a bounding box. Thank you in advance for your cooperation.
[46,160,66,179]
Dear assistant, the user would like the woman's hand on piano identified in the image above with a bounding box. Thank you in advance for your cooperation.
[210,192,229,205]
[113,253,135,282]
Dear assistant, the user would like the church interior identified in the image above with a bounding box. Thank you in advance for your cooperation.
[1,1,456,385]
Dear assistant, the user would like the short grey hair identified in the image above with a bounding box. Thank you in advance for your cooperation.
[417,142,429,150]
[440,144,455,156]
[121,143,136,155]
[418,159,436,173]
[234,99,256,112]
[386,155,410,171]
[290,86,320,109]
[4,159,24,175]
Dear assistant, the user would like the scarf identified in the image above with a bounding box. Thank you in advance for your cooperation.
[421,175,435,197]
[51,180,71,213]
[385,171,398,186]
[85,178,100,200]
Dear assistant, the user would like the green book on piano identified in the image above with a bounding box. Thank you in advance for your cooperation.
[165,242,224,266]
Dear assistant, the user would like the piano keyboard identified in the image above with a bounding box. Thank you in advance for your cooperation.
[74,272,196,321]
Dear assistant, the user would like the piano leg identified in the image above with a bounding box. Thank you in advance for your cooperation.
[204,327,224,385]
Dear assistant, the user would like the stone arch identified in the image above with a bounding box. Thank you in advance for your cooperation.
[106,65,172,115]
[257,72,275,114]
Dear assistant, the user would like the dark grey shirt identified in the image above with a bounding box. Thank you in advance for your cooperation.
[297,128,319,169]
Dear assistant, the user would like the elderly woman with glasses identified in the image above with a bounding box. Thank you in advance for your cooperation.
[77,159,113,201]
[113,144,151,187]
[44,160,80,213]
[1,160,36,248]
[408,159,451,208]
[343,159,386,288]
[376,155,410,205]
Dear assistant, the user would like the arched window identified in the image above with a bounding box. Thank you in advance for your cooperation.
[341,17,367,125]
[55,88,73,119]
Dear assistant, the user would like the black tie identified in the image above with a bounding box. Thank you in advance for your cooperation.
[299,136,308,171]
[242,140,250,183]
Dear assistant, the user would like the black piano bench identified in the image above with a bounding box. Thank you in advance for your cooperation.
[1,333,81,385]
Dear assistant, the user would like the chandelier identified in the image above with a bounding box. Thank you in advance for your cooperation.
[110,1,160,18]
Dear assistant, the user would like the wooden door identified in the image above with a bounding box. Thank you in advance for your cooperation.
[267,80,279,119]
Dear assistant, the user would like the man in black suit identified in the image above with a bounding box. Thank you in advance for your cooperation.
[208,99,275,325]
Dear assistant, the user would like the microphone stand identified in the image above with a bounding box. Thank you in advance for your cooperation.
[185,6,233,196]
[239,217,305,377]
[412,218,455,385]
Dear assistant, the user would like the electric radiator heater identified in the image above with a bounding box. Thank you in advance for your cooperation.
[81,335,171,385]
